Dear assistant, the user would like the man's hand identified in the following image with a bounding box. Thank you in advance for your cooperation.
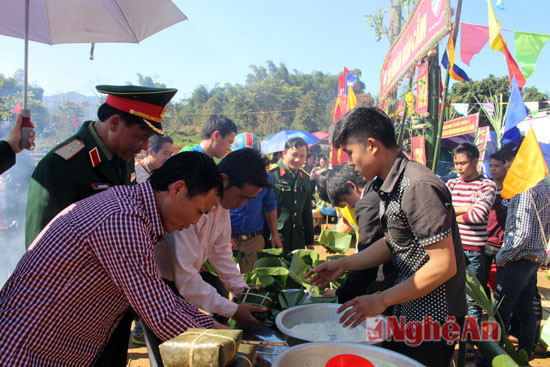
[230,238,237,250]
[6,114,35,153]
[211,321,231,329]
[271,236,283,249]
[305,260,344,288]
[454,205,473,216]
[322,288,336,297]
[232,303,266,325]
[337,294,388,329]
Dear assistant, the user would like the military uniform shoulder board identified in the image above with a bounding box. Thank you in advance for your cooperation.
[267,163,279,171]
[54,139,85,160]
[299,168,310,177]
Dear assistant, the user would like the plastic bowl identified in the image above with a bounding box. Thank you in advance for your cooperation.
[272,342,425,367]
[275,303,384,346]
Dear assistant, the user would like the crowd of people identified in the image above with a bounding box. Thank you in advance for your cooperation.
[0,84,548,367]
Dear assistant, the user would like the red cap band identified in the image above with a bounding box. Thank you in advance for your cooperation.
[105,94,164,122]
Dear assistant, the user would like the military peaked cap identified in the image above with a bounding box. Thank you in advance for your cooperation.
[96,85,177,135]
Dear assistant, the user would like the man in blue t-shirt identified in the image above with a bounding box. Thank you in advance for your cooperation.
[180,114,237,164]
[230,132,282,273]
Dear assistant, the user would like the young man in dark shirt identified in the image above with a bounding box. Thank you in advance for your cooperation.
[307,107,467,367]
[319,164,396,304]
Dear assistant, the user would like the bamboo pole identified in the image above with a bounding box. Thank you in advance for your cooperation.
[431,0,463,173]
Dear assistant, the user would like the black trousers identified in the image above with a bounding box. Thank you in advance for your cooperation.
[382,317,465,367]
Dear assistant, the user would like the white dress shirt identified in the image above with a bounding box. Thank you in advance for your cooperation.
[155,203,247,317]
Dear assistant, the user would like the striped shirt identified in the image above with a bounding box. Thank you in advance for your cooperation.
[447,176,496,251]
[0,182,213,367]
[496,179,550,264]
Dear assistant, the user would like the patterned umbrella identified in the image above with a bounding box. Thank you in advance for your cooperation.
[261,130,320,154]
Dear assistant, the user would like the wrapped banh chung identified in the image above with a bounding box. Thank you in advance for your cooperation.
[159,328,243,367]
[229,344,257,367]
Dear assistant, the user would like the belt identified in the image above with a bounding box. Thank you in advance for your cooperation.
[522,254,540,263]
[232,231,262,241]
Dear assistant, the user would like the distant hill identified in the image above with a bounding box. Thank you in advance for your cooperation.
[43,92,100,121]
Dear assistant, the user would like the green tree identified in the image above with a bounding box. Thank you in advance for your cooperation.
[0,71,47,137]
[292,90,323,132]
[50,99,89,141]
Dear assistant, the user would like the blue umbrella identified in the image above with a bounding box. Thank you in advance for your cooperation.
[261,130,320,154]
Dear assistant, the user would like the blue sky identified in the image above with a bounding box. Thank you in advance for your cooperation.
[0,0,549,102]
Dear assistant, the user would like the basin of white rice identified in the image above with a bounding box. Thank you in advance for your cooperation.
[289,321,366,342]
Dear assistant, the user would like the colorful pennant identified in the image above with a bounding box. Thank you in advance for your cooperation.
[514,32,550,79]
[460,22,489,66]
[441,36,470,82]
[487,0,526,89]
[502,127,549,199]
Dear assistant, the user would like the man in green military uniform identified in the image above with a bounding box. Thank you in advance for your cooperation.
[25,85,177,248]
[270,137,314,253]
[24,84,177,367]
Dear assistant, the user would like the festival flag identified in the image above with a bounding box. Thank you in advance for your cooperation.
[480,103,495,116]
[501,127,549,199]
[347,86,357,110]
[12,102,22,114]
[460,22,489,66]
[503,77,529,139]
[73,116,79,129]
[441,36,470,83]
[345,72,357,95]
[514,32,550,79]
[488,0,505,52]
[452,103,469,116]
[346,71,357,110]
[487,0,526,89]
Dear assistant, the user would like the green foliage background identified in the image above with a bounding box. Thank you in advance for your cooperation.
[0,62,373,149]
[1,65,547,151]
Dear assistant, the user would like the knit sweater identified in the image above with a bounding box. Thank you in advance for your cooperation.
[447,176,497,251]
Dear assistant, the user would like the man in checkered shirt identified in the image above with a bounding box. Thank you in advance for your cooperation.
[0,152,227,366]
[494,179,550,357]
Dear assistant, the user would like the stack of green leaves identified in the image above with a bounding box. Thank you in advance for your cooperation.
[237,249,342,325]
[318,229,352,254]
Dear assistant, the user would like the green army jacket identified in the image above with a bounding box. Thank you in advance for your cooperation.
[24,121,134,248]
[0,141,15,176]
[270,161,314,253]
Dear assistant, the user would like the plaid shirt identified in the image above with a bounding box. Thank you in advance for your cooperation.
[496,179,550,264]
[0,182,213,367]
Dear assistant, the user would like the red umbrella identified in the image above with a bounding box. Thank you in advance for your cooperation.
[312,131,330,140]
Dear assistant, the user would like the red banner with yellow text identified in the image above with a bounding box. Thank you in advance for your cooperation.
[416,61,429,115]
[380,0,451,99]
[411,136,427,166]
[442,113,480,139]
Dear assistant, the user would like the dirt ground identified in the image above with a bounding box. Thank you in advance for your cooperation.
[127,244,550,366]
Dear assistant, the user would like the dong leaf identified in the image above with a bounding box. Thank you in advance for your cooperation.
[318,230,352,254]
[257,248,283,259]
[254,257,286,269]
[254,267,289,276]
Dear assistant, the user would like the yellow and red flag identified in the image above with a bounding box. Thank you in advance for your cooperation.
[487,0,526,90]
